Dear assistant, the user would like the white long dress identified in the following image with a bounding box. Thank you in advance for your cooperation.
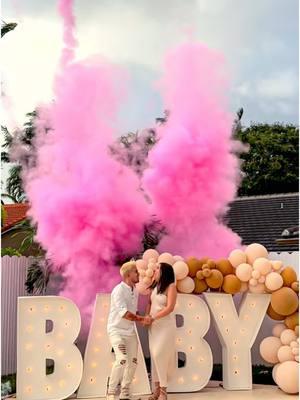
[148,286,176,388]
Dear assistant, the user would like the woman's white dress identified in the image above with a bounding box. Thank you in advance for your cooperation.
[148,286,176,387]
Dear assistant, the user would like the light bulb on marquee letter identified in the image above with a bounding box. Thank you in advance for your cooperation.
[17,296,83,400]
[204,293,270,390]
[168,294,213,392]
[77,294,151,398]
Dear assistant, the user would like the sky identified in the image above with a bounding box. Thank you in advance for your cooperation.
[1,0,299,133]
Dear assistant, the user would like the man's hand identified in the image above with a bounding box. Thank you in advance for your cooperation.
[141,315,153,326]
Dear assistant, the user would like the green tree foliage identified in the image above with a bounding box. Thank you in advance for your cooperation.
[236,123,299,196]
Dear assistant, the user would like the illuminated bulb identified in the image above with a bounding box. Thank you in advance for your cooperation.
[28,307,35,313]
[198,357,205,363]
[25,343,33,350]
[233,355,238,361]
[59,305,65,312]
[91,362,98,368]
[45,344,51,350]
[57,349,64,356]
[25,386,32,393]
[176,338,182,344]
[57,333,64,339]
[132,376,137,383]
[233,339,238,345]
[250,302,256,308]
[234,370,239,375]
[97,332,103,338]
[59,380,65,387]
[215,301,220,306]
[195,315,201,320]
[102,303,109,309]
[99,317,105,323]
[90,377,96,384]
[25,325,33,333]
[188,302,193,308]
[225,328,230,334]
[66,363,72,369]
[26,367,32,373]
[94,347,100,353]
[192,375,199,381]
[240,328,246,334]
[243,314,249,320]
[64,321,70,326]
[187,330,192,335]
[178,377,184,384]
[44,305,49,311]
[220,314,225,320]
[189,346,195,351]
[45,385,51,392]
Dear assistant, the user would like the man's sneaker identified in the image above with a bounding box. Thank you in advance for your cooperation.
[106,393,117,400]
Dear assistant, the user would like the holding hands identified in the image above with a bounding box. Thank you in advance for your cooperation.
[141,315,154,327]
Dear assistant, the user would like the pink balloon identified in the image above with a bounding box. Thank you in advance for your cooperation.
[143,249,159,263]
[260,336,281,364]
[136,259,147,270]
[276,361,299,394]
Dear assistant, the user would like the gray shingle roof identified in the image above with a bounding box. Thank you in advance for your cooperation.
[225,193,299,252]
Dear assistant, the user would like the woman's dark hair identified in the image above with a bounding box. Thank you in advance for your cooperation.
[150,262,175,294]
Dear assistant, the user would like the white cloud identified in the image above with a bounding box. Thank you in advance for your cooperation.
[256,70,298,99]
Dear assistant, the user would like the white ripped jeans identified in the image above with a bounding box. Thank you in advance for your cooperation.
[108,333,138,397]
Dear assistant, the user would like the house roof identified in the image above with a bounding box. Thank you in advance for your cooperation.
[2,203,30,233]
[226,193,299,252]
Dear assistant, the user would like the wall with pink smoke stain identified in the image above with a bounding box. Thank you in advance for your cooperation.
[142,42,242,259]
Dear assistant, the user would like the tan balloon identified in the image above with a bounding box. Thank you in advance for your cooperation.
[271,287,299,316]
[280,329,297,345]
[193,277,208,294]
[285,313,299,330]
[272,323,287,338]
[281,267,297,287]
[222,274,241,294]
[236,263,253,282]
[291,281,299,292]
[259,336,281,364]
[136,259,147,270]
[267,303,285,321]
[249,283,266,294]
[275,361,299,394]
[205,269,223,289]
[228,249,247,268]
[265,272,284,291]
[271,260,283,271]
[277,345,295,362]
[177,276,195,294]
[158,252,175,265]
[253,257,272,275]
[145,269,154,278]
[173,261,189,280]
[186,257,202,278]
[143,249,159,263]
[216,259,234,276]
[245,243,268,265]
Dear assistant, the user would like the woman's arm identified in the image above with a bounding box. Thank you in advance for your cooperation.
[152,283,177,321]
[145,294,152,315]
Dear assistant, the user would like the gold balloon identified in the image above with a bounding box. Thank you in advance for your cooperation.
[207,259,216,269]
[281,267,297,287]
[193,277,208,294]
[196,270,204,280]
[291,281,299,293]
[203,268,212,278]
[216,259,234,276]
[267,303,285,321]
[186,257,202,278]
[222,274,242,294]
[205,269,224,289]
[271,287,299,316]
[285,312,299,330]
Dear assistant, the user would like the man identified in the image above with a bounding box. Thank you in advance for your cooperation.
[107,261,151,400]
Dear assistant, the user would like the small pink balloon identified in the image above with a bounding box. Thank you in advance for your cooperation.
[173,255,184,262]
[290,341,298,348]
[272,323,287,338]
[253,257,272,275]
[281,329,297,345]
[291,347,299,356]
[236,263,252,282]
[277,345,295,362]
[228,249,247,268]
[249,278,258,286]
[252,270,260,279]
[258,276,265,283]
[158,252,175,265]
[145,269,154,278]
[173,261,189,280]
[260,336,281,363]
[143,249,159,263]
[271,260,283,271]
[265,272,283,291]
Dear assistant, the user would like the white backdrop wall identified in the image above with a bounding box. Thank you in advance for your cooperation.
[1,252,299,375]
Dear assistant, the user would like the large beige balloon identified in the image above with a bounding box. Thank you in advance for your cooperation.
[173,261,189,280]
[158,252,174,265]
[253,257,272,275]
[272,364,280,384]
[236,263,253,282]
[276,361,299,394]
[228,249,247,268]
[265,272,284,291]
[272,323,287,338]
[277,345,295,362]
[177,276,195,294]
[259,336,282,364]
[143,249,159,263]
[249,283,266,294]
[245,243,268,265]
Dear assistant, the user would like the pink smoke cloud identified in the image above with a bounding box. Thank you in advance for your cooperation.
[142,42,242,258]
[24,1,149,314]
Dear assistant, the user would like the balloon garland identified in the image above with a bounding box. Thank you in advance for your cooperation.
[133,243,299,394]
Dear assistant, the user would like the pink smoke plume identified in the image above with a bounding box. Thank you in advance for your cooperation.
[24,1,149,314]
[142,42,242,258]
[58,0,77,67]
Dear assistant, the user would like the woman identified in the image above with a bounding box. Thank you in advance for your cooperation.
[146,262,177,400]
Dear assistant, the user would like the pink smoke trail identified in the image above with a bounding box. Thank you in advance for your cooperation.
[58,0,77,67]
[142,42,242,259]
[24,1,149,315]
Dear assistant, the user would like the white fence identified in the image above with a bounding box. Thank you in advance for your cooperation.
[1,252,299,376]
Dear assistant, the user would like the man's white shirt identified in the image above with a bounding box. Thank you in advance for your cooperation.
[107,281,138,337]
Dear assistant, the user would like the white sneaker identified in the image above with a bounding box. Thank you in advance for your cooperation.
[106,393,117,400]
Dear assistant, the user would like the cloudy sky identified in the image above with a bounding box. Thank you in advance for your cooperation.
[1,0,299,133]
